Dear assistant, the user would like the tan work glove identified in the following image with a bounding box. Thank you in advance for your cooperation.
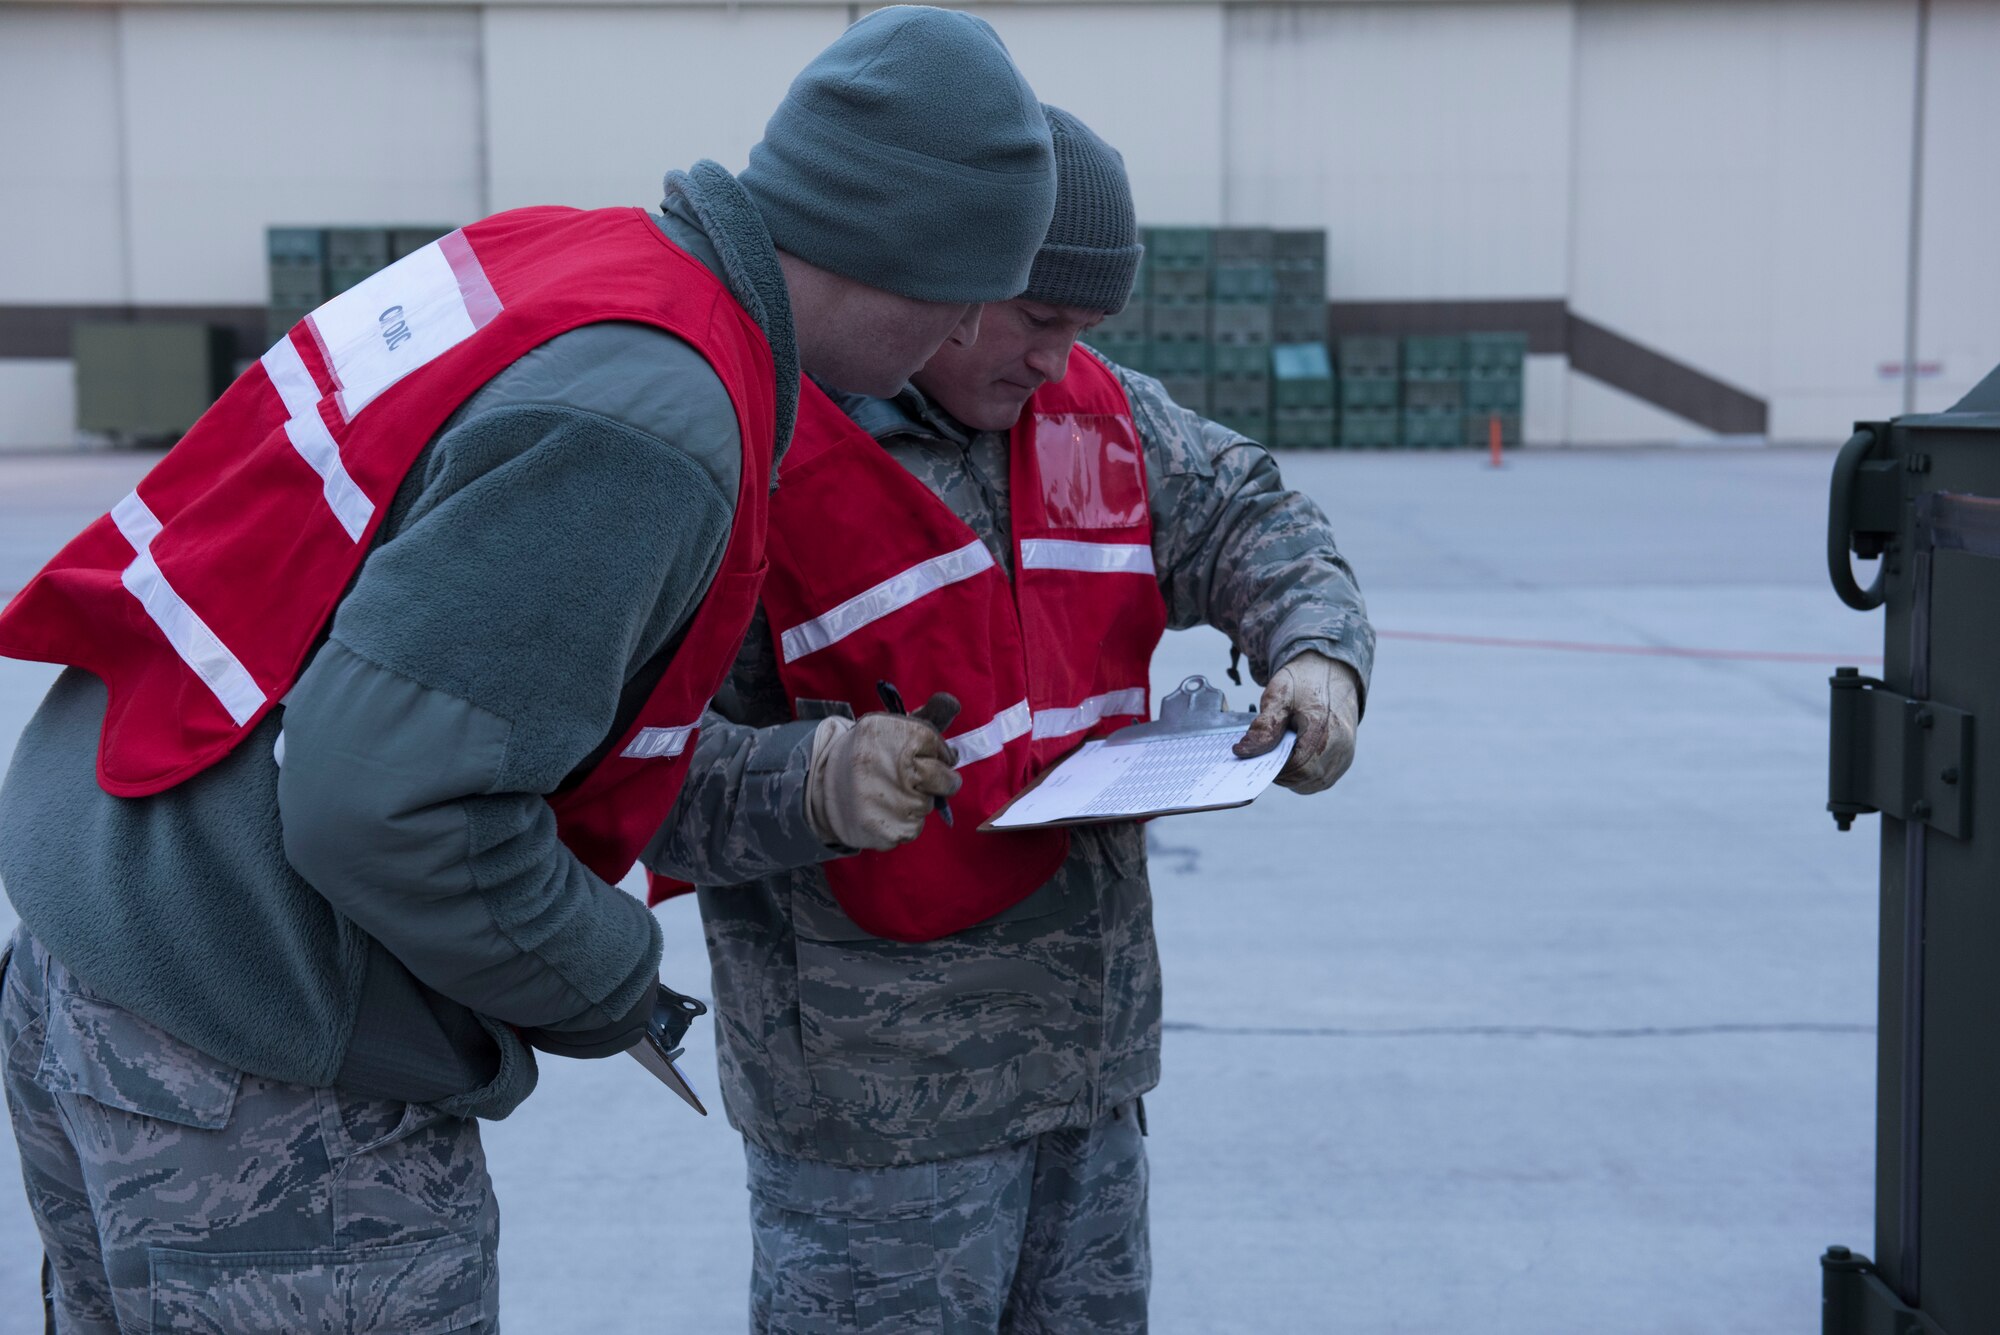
[1231,651,1362,794]
[806,693,964,850]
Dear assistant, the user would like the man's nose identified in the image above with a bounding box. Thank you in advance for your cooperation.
[1025,336,1077,384]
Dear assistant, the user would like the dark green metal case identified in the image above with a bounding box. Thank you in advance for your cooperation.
[1823,364,2000,1335]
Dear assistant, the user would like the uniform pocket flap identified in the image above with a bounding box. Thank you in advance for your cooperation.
[150,1233,492,1333]
[39,974,241,1130]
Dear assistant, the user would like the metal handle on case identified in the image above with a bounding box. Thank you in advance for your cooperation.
[1829,428,1889,611]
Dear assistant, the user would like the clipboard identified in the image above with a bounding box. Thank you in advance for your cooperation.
[979,675,1296,831]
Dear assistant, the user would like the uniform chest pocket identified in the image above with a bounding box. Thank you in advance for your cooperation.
[1030,413,1147,531]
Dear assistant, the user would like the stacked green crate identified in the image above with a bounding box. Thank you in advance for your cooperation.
[1271,343,1335,449]
[266,227,328,344]
[1401,335,1465,448]
[389,225,454,262]
[1337,336,1399,447]
[1208,228,1273,440]
[326,229,392,297]
[1462,332,1526,449]
[1271,230,1327,345]
[267,226,457,345]
[1085,297,1148,373]
[1142,227,1210,414]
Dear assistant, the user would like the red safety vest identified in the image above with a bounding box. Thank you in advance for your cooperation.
[697,347,1166,940]
[0,207,775,888]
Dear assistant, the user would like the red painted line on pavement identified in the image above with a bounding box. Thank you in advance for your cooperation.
[1377,628,1882,666]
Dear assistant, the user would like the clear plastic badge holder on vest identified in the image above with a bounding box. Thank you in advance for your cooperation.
[981,675,1296,831]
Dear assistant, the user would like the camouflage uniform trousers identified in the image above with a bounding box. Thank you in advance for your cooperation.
[745,1100,1149,1334]
[0,929,499,1333]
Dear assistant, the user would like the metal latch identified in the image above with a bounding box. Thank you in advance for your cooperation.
[1829,668,1973,837]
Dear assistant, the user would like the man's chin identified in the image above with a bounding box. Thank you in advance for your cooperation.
[967,387,1035,431]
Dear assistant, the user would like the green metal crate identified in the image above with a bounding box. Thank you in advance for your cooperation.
[1271,343,1334,411]
[1092,301,1147,339]
[1272,299,1325,344]
[1214,410,1272,442]
[1338,378,1398,411]
[1151,304,1207,340]
[1147,267,1208,305]
[1337,408,1399,449]
[1148,335,1208,378]
[1212,227,1274,263]
[1085,330,1147,373]
[1210,376,1271,416]
[1404,380,1463,411]
[1211,262,1273,304]
[1273,407,1336,450]
[1465,331,1528,377]
[1465,377,1523,412]
[1272,229,1326,266]
[1401,407,1465,449]
[1338,335,1399,379]
[1143,227,1211,269]
[267,227,328,310]
[1210,303,1273,345]
[1211,341,1268,378]
[1402,334,1466,381]
[389,225,455,260]
[75,322,230,439]
[326,228,392,295]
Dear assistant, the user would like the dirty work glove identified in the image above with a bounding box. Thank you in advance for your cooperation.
[806,693,964,850]
[1231,651,1361,794]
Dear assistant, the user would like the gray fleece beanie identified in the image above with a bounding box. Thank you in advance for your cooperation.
[739,6,1056,305]
[1024,107,1144,315]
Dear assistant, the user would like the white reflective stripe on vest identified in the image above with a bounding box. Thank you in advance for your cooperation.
[622,725,696,760]
[311,233,501,421]
[780,539,995,664]
[1018,539,1156,576]
[110,491,266,728]
[947,699,1032,768]
[1030,687,1149,742]
[261,339,374,542]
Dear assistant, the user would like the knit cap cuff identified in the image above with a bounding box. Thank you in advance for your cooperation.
[1024,240,1143,315]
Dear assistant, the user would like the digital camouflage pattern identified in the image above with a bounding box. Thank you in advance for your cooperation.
[1,930,498,1334]
[654,355,1373,1168]
[746,1100,1149,1333]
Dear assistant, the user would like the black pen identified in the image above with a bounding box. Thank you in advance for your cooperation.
[875,679,955,827]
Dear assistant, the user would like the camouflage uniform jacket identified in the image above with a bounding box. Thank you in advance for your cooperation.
[649,355,1374,1167]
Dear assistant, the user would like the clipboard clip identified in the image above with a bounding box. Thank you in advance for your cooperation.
[1109,675,1258,744]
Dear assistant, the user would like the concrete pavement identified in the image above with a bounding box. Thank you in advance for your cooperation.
[0,444,1877,1333]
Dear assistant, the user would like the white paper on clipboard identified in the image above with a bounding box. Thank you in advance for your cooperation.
[981,675,1295,830]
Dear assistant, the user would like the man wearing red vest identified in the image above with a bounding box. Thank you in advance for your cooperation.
[0,9,1058,1327]
[653,108,1374,1332]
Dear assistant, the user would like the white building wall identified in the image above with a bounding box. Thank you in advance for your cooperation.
[484,7,848,211]
[0,9,128,305]
[1911,0,2000,413]
[119,6,486,305]
[1568,0,1916,444]
[965,4,1228,227]
[3,0,1997,446]
[1224,2,1575,300]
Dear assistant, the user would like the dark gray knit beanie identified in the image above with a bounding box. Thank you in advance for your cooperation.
[1023,106,1143,314]
[739,6,1056,305]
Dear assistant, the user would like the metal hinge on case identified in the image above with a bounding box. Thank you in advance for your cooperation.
[1828,668,1974,838]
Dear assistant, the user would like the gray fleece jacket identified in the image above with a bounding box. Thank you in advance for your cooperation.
[0,167,794,1120]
